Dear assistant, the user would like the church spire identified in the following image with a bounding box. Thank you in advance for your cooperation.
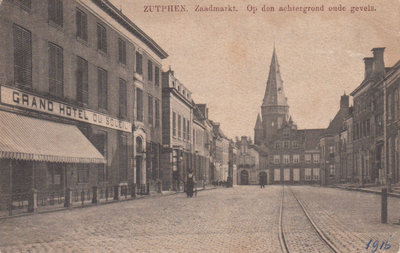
[262,46,288,108]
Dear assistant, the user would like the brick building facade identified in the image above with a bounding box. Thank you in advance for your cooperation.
[0,0,167,211]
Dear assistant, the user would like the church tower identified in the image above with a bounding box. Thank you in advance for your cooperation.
[255,46,290,145]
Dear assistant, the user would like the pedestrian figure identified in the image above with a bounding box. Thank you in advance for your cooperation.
[186,173,194,198]
[260,175,265,188]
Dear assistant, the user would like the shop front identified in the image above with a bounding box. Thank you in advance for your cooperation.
[0,109,107,214]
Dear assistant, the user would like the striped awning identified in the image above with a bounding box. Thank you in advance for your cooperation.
[0,110,106,164]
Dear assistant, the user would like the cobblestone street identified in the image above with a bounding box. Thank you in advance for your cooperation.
[0,186,399,252]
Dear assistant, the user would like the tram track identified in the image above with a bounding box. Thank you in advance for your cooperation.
[279,185,341,253]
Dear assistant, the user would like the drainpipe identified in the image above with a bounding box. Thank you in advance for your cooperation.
[383,79,390,191]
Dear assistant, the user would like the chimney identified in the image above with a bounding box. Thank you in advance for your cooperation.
[340,92,349,108]
[363,57,374,79]
[371,48,385,77]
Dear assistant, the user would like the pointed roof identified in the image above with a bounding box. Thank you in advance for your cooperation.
[262,47,289,107]
[255,114,263,129]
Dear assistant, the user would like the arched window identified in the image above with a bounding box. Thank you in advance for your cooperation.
[136,137,143,153]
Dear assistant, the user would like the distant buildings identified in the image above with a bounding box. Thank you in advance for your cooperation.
[250,47,324,185]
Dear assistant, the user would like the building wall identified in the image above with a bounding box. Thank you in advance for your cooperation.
[0,0,166,197]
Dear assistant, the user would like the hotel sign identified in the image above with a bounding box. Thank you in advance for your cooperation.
[1,86,132,133]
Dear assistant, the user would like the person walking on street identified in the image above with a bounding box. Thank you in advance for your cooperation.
[186,173,194,198]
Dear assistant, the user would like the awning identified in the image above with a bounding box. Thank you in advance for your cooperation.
[0,110,106,164]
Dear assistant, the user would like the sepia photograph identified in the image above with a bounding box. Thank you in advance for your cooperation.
[0,0,400,252]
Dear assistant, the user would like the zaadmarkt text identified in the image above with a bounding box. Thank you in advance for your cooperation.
[144,4,238,12]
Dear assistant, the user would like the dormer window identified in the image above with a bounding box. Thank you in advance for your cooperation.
[183,90,186,96]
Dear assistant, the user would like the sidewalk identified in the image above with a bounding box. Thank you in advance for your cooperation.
[332,183,400,198]
[0,185,218,220]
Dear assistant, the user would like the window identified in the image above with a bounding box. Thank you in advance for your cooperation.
[93,131,107,182]
[93,131,107,156]
[173,112,176,137]
[78,165,89,183]
[136,52,143,74]
[155,66,160,86]
[13,25,32,87]
[178,115,182,138]
[313,154,320,163]
[274,169,280,181]
[293,154,300,164]
[283,129,289,138]
[48,0,63,27]
[76,9,87,41]
[48,163,62,185]
[48,42,63,97]
[97,68,108,110]
[187,119,190,141]
[183,117,186,140]
[305,168,312,181]
[284,141,289,149]
[388,93,393,120]
[98,165,105,183]
[97,23,107,53]
[155,99,160,128]
[283,154,290,164]
[119,79,127,118]
[148,95,153,125]
[118,38,126,64]
[292,141,299,148]
[275,142,280,149]
[148,60,153,82]
[313,168,320,181]
[16,0,31,10]
[119,134,128,181]
[305,154,311,164]
[136,88,143,121]
[329,164,335,176]
[76,56,88,104]
[274,155,280,164]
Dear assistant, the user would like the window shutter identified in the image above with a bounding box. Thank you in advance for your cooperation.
[82,13,87,41]
[97,25,102,50]
[13,25,32,86]
[48,44,56,94]
[57,0,63,26]
[76,10,81,38]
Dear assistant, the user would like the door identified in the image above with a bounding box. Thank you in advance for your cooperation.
[240,170,249,185]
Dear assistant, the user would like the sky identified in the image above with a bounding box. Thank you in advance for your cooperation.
[111,0,400,139]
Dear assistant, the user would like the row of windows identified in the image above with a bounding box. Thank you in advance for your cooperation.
[272,154,320,164]
[172,112,191,141]
[14,24,161,126]
[275,140,299,149]
[15,1,160,86]
[353,119,371,140]
[273,168,320,181]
